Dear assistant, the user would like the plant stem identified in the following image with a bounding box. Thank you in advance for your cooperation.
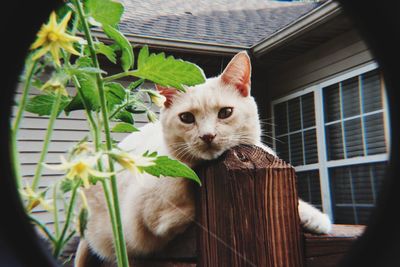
[61,59,121,261]
[61,230,76,248]
[73,1,129,266]
[103,71,135,83]
[53,181,79,258]
[53,183,60,238]
[109,99,138,120]
[29,215,56,244]
[31,90,63,191]
[11,59,38,189]
[71,71,122,265]
[62,44,123,265]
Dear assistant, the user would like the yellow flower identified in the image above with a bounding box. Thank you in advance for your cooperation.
[20,184,53,212]
[110,150,155,174]
[41,76,68,96]
[149,91,166,108]
[31,11,83,66]
[44,155,114,188]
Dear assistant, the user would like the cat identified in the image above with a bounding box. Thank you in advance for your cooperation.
[75,51,332,265]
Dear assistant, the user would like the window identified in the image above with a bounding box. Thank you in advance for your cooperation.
[329,162,386,224]
[323,69,386,160]
[272,64,389,224]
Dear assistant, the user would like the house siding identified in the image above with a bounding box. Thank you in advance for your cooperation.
[266,29,374,100]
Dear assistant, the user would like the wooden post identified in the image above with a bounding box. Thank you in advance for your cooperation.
[195,145,304,267]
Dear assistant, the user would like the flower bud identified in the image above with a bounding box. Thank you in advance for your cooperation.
[149,92,166,107]
[147,110,158,123]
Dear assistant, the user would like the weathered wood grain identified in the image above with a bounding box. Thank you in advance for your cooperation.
[304,224,365,267]
[195,145,304,267]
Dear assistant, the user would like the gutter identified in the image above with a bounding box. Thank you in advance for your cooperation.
[251,0,342,57]
[91,29,248,56]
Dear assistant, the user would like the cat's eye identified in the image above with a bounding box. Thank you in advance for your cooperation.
[218,107,233,119]
[179,112,195,124]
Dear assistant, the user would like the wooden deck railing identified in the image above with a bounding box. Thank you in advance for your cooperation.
[64,145,365,267]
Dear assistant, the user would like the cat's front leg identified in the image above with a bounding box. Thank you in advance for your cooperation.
[142,178,195,239]
[298,199,332,234]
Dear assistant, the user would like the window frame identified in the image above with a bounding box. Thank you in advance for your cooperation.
[271,62,390,221]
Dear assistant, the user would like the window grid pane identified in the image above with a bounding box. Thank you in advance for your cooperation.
[364,113,386,155]
[362,70,382,113]
[326,123,344,160]
[329,162,386,224]
[304,129,318,164]
[342,77,360,118]
[344,118,364,158]
[297,170,322,210]
[323,70,386,161]
[273,92,317,167]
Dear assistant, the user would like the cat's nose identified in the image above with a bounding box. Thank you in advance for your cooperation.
[199,134,216,144]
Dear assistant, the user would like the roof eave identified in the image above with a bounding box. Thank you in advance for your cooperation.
[251,0,342,57]
[91,1,341,57]
[91,29,248,56]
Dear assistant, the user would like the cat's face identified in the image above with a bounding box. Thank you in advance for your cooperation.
[159,52,261,164]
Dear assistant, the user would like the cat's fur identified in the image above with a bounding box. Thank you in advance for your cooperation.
[75,51,331,265]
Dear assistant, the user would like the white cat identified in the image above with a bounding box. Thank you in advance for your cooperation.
[75,51,331,265]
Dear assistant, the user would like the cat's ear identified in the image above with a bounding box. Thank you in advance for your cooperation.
[155,84,178,108]
[220,51,251,97]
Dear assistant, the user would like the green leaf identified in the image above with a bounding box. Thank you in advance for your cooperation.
[64,95,83,113]
[127,78,144,91]
[60,179,73,193]
[131,52,205,91]
[25,94,70,116]
[103,24,134,72]
[75,56,93,68]
[105,82,127,114]
[32,79,44,90]
[111,122,139,133]
[148,151,158,157]
[105,82,126,106]
[65,72,100,113]
[78,207,89,237]
[143,156,201,185]
[138,45,149,69]
[115,110,133,124]
[56,3,74,24]
[126,107,146,114]
[67,66,106,75]
[86,0,124,27]
[95,42,117,64]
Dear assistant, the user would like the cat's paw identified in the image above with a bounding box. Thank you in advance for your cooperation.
[302,212,332,234]
[298,200,332,234]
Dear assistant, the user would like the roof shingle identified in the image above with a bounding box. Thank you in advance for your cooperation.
[119,0,323,47]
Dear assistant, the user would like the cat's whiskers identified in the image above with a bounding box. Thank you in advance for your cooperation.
[169,142,199,164]
[170,143,189,157]
[175,146,192,161]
